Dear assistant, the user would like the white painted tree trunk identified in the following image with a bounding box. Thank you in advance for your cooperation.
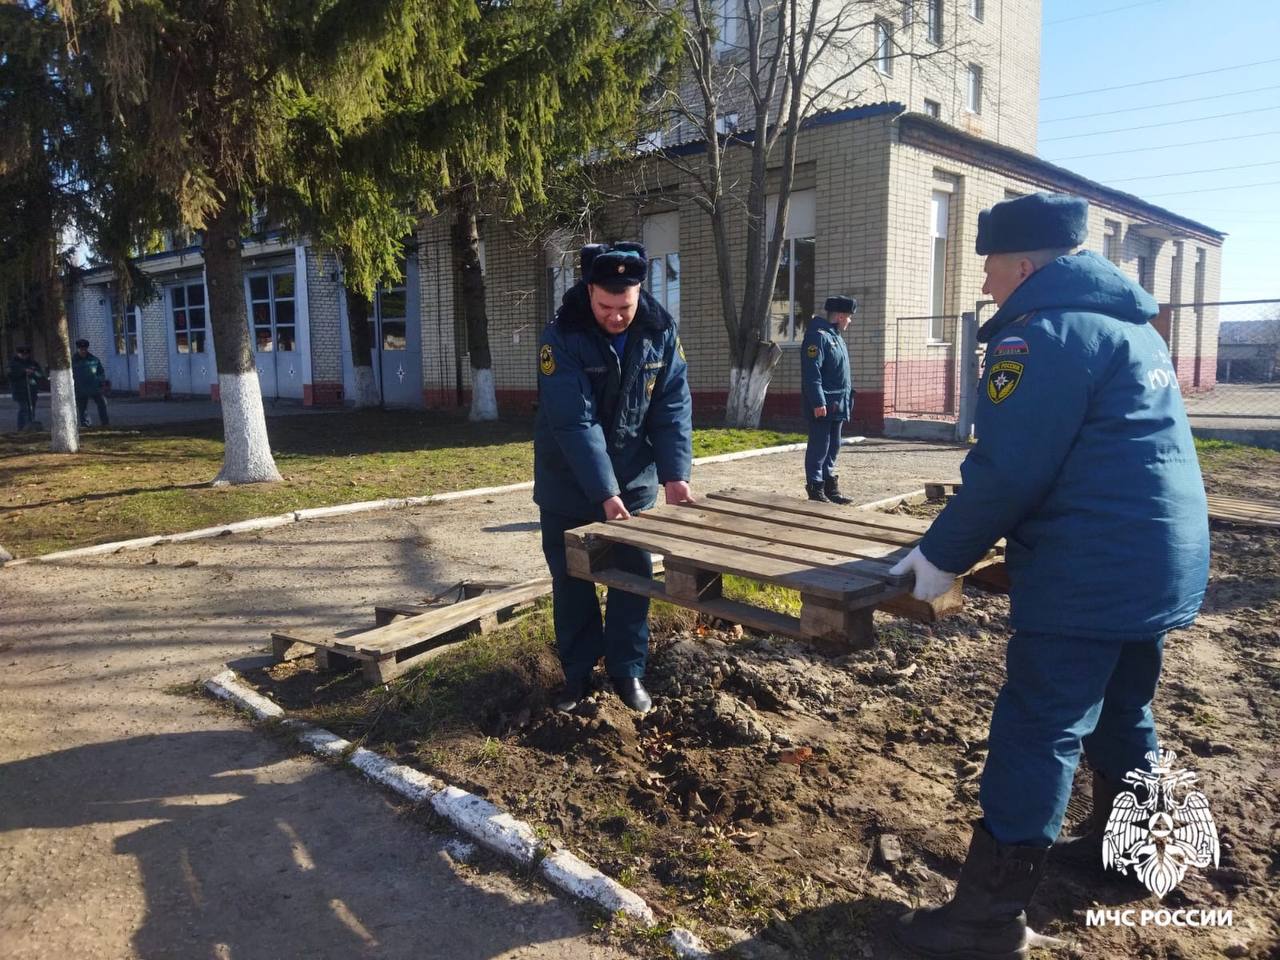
[469,366,498,421]
[47,368,79,453]
[213,372,283,485]
[352,365,379,408]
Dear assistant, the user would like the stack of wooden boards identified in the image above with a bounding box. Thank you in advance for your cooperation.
[564,488,1004,652]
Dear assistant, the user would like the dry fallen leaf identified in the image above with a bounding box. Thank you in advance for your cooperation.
[778,746,813,765]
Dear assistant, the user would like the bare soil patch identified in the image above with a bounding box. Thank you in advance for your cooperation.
[242,450,1280,959]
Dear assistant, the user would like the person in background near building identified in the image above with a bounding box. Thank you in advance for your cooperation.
[889,193,1209,959]
[800,295,856,503]
[72,339,110,427]
[8,345,43,432]
[534,243,694,715]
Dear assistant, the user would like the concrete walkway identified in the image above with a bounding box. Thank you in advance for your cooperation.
[0,440,969,959]
[0,394,339,430]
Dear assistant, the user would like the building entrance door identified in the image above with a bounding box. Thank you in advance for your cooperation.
[167,280,213,396]
[369,260,421,407]
[247,268,301,400]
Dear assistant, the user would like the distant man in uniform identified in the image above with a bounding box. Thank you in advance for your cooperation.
[800,295,856,503]
[8,346,43,432]
[534,243,694,714]
[72,339,110,427]
[890,193,1209,958]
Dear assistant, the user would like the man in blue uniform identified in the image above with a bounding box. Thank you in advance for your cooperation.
[534,243,694,714]
[72,339,110,427]
[800,295,856,503]
[8,346,43,432]
[890,193,1209,958]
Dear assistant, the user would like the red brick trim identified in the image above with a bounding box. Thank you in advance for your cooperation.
[304,382,344,406]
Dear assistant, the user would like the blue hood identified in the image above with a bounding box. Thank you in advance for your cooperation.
[979,250,1158,343]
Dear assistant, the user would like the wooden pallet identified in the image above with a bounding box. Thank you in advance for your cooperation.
[271,577,552,683]
[1207,493,1280,529]
[924,481,963,500]
[564,488,1000,652]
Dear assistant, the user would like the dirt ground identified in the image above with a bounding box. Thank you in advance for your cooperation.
[247,444,1280,960]
[0,438,971,959]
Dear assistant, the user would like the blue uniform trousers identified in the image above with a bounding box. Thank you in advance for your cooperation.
[979,631,1164,848]
[804,419,843,485]
[539,510,652,683]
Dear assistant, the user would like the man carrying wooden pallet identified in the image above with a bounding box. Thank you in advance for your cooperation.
[534,243,694,714]
[889,192,1210,959]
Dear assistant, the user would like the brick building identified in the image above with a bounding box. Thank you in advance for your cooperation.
[65,0,1226,432]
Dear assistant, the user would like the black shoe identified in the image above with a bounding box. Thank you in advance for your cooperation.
[892,822,1046,960]
[610,676,652,713]
[823,475,853,505]
[805,482,831,503]
[554,676,589,713]
[1051,771,1123,870]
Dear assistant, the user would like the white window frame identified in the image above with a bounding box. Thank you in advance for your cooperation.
[767,190,817,344]
[169,281,208,355]
[638,129,663,153]
[923,98,941,119]
[928,189,951,341]
[246,267,298,354]
[1103,220,1122,264]
[875,19,894,76]
[902,0,914,27]
[643,211,681,324]
[926,0,943,43]
[109,294,139,356]
[715,112,739,136]
[966,64,983,114]
[712,0,739,56]
[545,238,577,323]
[970,0,984,22]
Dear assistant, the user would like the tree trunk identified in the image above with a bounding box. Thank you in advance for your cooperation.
[39,248,78,453]
[203,193,282,484]
[725,340,782,428]
[456,200,496,421]
[344,287,380,408]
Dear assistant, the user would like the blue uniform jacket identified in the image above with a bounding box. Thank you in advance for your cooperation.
[533,285,693,521]
[800,317,854,421]
[919,251,1208,641]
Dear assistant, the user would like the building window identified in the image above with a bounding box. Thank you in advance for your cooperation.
[374,281,407,351]
[546,242,577,324]
[109,295,138,356]
[926,0,943,43]
[923,98,941,119]
[928,189,951,340]
[170,282,207,355]
[1194,247,1206,304]
[966,64,983,114]
[1103,220,1121,264]
[902,0,914,26]
[1137,255,1153,293]
[970,0,984,21]
[643,211,681,324]
[247,269,297,353]
[768,189,816,343]
[638,129,663,152]
[712,0,739,55]
[875,19,894,76]
[715,112,739,136]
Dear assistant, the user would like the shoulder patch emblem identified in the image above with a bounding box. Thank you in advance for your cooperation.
[995,336,1029,356]
[539,344,556,376]
[986,360,1024,404]
[806,344,819,359]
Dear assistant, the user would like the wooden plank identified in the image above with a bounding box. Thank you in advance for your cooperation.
[707,488,935,536]
[270,627,377,660]
[640,504,911,564]
[566,524,887,603]
[587,567,809,639]
[688,496,922,548]
[799,597,876,650]
[271,634,311,661]
[924,481,962,500]
[1206,494,1280,527]
[626,511,908,583]
[663,561,723,603]
[314,647,361,673]
[877,578,965,623]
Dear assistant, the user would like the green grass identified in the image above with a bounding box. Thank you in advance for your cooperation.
[0,409,803,556]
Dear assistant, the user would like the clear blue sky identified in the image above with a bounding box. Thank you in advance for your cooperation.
[1039,0,1279,303]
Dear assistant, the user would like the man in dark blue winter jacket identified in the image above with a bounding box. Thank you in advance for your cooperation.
[800,295,857,503]
[892,193,1209,958]
[534,243,694,714]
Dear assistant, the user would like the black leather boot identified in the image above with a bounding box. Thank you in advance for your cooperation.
[553,675,590,713]
[823,475,853,505]
[1052,771,1124,869]
[610,676,652,713]
[893,822,1046,960]
[805,482,830,502]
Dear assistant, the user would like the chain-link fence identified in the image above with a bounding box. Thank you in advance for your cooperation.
[887,314,964,420]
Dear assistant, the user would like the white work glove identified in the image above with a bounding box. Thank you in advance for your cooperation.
[889,546,958,601]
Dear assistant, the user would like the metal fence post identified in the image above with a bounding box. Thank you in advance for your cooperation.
[955,311,979,442]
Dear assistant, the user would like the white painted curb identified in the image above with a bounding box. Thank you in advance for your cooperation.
[4,437,869,568]
[203,669,710,954]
